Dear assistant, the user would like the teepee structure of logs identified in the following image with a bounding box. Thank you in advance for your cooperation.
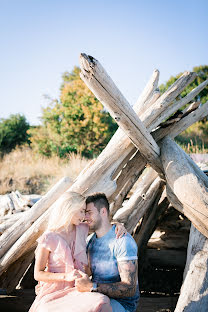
[1,54,208,311]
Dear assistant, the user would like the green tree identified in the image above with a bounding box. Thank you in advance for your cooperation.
[159,65,208,151]
[29,67,118,158]
[0,114,30,155]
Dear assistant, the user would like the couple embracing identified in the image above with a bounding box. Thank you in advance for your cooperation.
[29,192,140,312]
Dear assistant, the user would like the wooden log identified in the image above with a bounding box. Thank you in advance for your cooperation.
[133,186,167,271]
[161,136,208,237]
[68,65,207,202]
[0,248,35,294]
[166,185,208,237]
[135,69,160,115]
[0,176,72,259]
[139,90,160,115]
[0,203,51,276]
[174,225,208,311]
[142,77,208,132]
[0,194,15,217]
[133,187,167,247]
[126,177,164,233]
[113,168,158,223]
[182,101,200,115]
[80,54,163,174]
[110,152,146,216]
[153,100,208,142]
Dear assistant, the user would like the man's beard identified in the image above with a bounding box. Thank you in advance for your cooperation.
[89,218,102,232]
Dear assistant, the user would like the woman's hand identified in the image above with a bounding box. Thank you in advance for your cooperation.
[64,269,83,282]
[114,222,127,239]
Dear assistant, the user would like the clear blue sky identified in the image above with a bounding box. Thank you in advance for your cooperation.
[0,0,207,125]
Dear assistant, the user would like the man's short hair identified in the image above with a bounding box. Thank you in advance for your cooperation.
[86,193,110,214]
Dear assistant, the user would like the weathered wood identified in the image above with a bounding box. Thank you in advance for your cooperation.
[133,185,166,271]
[110,152,146,216]
[174,225,208,311]
[80,54,163,174]
[133,187,167,248]
[182,101,200,115]
[153,101,208,141]
[113,168,158,223]
[0,176,72,259]
[67,65,207,204]
[0,248,35,294]
[0,203,51,276]
[141,77,207,132]
[161,136,208,238]
[135,69,160,115]
[126,177,164,233]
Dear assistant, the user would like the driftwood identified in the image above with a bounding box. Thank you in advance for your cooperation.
[174,225,208,311]
[80,54,162,173]
[1,54,208,309]
[123,176,163,233]
[0,176,72,259]
[134,188,167,250]
[161,136,208,238]
[113,168,158,223]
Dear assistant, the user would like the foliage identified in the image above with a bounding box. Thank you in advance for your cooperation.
[29,66,118,158]
[0,114,30,155]
[159,65,208,153]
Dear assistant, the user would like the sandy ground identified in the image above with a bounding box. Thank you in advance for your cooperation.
[0,289,178,312]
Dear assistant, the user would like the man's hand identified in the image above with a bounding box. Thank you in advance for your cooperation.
[75,272,93,292]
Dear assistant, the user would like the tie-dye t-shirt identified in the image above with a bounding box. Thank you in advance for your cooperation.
[87,225,140,312]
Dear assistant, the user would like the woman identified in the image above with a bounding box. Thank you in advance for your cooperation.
[29,192,125,312]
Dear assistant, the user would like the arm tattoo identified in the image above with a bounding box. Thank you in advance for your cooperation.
[98,260,138,298]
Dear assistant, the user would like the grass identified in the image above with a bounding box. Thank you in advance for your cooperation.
[0,147,90,195]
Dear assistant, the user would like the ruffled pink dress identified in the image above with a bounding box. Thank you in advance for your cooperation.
[29,223,112,312]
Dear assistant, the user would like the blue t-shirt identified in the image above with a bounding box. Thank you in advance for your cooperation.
[87,225,140,312]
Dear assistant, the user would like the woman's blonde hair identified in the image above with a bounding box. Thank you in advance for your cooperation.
[47,192,86,232]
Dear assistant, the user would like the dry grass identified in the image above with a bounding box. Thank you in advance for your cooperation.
[0,147,90,195]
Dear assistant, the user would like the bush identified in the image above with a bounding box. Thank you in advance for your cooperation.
[0,114,30,155]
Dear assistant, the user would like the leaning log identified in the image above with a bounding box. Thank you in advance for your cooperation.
[161,136,208,238]
[80,54,162,174]
[0,176,72,259]
[174,225,208,311]
[113,168,158,223]
[126,177,164,233]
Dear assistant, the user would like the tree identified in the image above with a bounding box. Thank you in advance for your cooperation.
[29,67,118,158]
[0,114,30,155]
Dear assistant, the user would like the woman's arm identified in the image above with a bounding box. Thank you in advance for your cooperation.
[34,246,82,283]
[112,222,127,239]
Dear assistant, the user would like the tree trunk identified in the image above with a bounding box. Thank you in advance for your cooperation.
[174,225,208,311]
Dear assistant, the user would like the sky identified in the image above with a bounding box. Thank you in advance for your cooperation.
[0,0,207,125]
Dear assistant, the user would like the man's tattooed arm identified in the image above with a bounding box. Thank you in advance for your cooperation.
[97,260,138,298]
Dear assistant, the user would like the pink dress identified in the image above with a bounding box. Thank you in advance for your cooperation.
[29,223,112,312]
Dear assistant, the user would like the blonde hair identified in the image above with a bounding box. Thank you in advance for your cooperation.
[47,192,86,232]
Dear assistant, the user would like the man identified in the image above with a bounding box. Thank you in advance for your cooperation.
[75,193,140,312]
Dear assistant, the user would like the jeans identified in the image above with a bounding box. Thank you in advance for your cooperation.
[110,298,128,312]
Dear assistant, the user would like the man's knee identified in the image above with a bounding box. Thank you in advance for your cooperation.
[110,298,127,312]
